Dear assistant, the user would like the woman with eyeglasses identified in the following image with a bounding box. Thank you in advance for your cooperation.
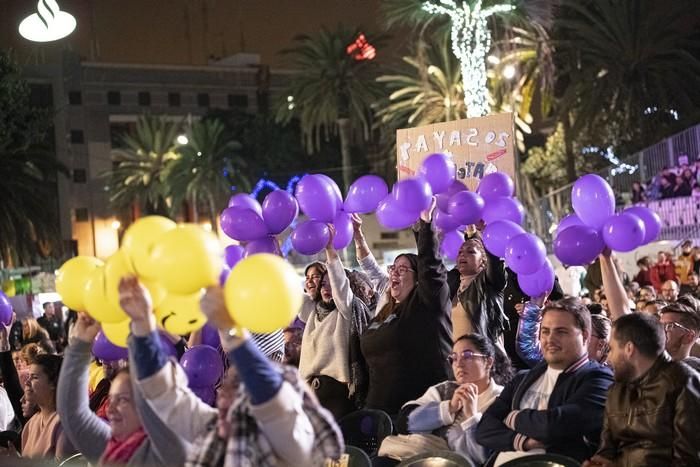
[298,225,371,419]
[377,334,509,465]
[360,199,453,417]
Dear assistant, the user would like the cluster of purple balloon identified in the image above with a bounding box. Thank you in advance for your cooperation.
[554,174,662,266]
[220,191,299,257]
[180,344,224,406]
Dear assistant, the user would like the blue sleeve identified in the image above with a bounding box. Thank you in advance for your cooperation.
[131,331,168,380]
[228,339,283,405]
[516,303,544,367]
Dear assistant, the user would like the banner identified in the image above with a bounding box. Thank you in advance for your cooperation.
[396,112,516,191]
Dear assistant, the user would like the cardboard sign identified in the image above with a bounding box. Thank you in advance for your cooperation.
[396,112,516,190]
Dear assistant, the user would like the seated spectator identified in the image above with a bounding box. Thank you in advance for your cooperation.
[21,354,75,460]
[638,285,656,302]
[651,252,677,292]
[641,299,668,319]
[673,173,693,197]
[630,181,646,204]
[57,313,171,466]
[659,303,700,371]
[120,277,344,466]
[378,334,510,466]
[661,279,680,302]
[692,184,700,199]
[584,313,700,467]
[680,272,700,297]
[660,176,675,199]
[676,240,696,286]
[477,298,614,465]
[634,257,653,288]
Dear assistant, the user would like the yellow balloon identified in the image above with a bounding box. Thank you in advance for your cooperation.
[2,280,16,298]
[102,319,131,348]
[104,250,135,311]
[56,256,104,311]
[224,253,301,333]
[83,267,128,323]
[149,225,223,295]
[121,216,177,280]
[142,279,167,309]
[155,291,206,335]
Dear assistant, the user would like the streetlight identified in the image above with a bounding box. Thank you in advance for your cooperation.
[502,64,516,80]
[19,0,76,42]
[176,134,189,145]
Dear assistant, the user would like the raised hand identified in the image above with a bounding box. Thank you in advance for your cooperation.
[326,224,337,250]
[420,196,437,223]
[70,312,101,344]
[351,213,363,235]
[200,286,235,331]
[455,383,479,419]
[118,276,154,335]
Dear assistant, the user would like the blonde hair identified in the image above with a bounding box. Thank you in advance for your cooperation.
[22,318,42,341]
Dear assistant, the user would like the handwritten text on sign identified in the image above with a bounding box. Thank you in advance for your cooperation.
[396,113,516,191]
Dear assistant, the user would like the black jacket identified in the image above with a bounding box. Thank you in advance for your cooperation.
[476,356,614,463]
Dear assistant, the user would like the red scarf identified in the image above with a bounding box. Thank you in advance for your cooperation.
[100,427,147,466]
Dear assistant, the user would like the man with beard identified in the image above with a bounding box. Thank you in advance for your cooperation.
[477,298,613,465]
[584,313,700,467]
[659,303,700,372]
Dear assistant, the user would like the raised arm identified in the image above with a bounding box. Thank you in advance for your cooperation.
[57,314,111,464]
[0,320,23,427]
[325,225,353,319]
[599,249,631,321]
[415,199,450,308]
[516,302,544,367]
[352,214,390,290]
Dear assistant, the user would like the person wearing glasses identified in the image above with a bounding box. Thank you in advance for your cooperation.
[584,313,700,467]
[376,334,509,465]
[659,303,700,371]
[360,199,453,417]
[477,298,614,466]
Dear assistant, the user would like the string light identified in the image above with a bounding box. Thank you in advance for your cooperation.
[422,0,514,117]
[582,146,638,176]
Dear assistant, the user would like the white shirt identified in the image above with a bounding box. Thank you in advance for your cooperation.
[0,386,15,431]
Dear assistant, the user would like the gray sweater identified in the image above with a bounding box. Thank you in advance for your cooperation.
[56,340,180,466]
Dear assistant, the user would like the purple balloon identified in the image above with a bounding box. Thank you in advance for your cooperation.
[518,258,555,297]
[434,209,461,231]
[441,230,464,261]
[555,213,584,237]
[220,207,268,241]
[0,292,11,326]
[419,153,456,194]
[376,195,420,230]
[224,245,245,269]
[448,191,485,225]
[228,193,262,217]
[571,174,615,230]
[316,174,344,213]
[291,220,330,255]
[482,220,525,258]
[219,264,231,286]
[333,211,353,250]
[602,213,646,252]
[482,197,525,225]
[200,323,221,348]
[447,180,469,197]
[392,177,432,212]
[505,233,546,275]
[262,190,299,235]
[157,332,179,359]
[344,175,389,214]
[93,332,128,361]
[554,225,605,266]
[180,345,224,388]
[624,206,662,244]
[477,172,515,200]
[435,193,451,213]
[295,174,338,223]
[245,236,279,257]
[191,385,216,406]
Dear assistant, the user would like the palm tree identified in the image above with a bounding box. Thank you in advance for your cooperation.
[274,25,385,190]
[554,0,700,181]
[104,115,181,216]
[165,119,250,229]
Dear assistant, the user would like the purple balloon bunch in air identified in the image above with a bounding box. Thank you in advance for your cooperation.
[180,344,224,406]
[553,174,661,267]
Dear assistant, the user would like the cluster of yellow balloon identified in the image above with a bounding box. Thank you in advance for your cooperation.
[55,216,223,347]
[222,253,301,333]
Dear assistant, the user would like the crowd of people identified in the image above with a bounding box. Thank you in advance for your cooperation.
[630,159,700,202]
[0,201,699,466]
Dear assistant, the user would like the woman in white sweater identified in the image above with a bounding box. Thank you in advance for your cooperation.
[298,226,370,419]
[379,333,511,465]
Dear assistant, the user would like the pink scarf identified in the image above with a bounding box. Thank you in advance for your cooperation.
[100,427,147,466]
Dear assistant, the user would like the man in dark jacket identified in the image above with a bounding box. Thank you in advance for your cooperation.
[476,298,613,465]
[584,313,700,467]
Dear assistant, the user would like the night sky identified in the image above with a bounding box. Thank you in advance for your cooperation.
[0,0,390,66]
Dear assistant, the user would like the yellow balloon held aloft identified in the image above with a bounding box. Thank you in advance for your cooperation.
[121,216,177,280]
[155,291,206,336]
[142,279,167,310]
[149,224,223,295]
[104,250,134,312]
[102,318,130,348]
[224,253,301,333]
[83,267,127,324]
[56,256,104,311]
